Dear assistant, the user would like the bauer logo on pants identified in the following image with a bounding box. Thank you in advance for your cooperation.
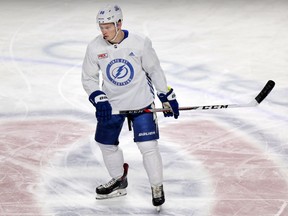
[106,58,134,86]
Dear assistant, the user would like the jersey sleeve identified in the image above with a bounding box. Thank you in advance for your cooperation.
[141,37,168,94]
[81,43,101,96]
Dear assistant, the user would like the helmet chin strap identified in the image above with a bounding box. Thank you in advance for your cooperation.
[109,23,120,43]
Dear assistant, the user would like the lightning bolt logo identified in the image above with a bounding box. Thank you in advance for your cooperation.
[113,65,126,80]
[106,58,134,86]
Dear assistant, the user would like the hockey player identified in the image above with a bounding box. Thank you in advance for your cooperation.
[81,4,179,210]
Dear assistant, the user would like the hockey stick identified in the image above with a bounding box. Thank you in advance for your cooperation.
[115,80,275,114]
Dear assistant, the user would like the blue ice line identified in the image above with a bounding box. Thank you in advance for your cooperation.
[0,56,81,68]
[0,109,94,122]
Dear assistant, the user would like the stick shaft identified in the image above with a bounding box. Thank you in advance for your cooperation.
[115,80,275,115]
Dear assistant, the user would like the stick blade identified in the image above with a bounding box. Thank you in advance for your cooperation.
[254,80,275,104]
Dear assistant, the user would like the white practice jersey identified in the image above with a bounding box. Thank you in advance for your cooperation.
[82,30,168,111]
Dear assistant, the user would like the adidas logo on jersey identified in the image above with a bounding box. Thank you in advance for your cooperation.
[129,52,135,56]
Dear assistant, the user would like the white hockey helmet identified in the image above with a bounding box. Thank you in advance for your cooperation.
[96,4,123,25]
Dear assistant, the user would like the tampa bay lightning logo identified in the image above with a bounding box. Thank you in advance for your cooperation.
[106,59,134,86]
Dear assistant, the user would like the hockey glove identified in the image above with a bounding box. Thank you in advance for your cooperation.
[89,90,112,122]
[157,88,179,119]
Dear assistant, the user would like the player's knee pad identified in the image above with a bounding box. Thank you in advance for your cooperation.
[98,142,119,153]
[136,140,158,155]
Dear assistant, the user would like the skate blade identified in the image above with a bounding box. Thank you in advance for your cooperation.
[156,205,161,212]
[96,189,127,200]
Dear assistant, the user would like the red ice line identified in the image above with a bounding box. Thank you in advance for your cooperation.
[162,120,288,216]
[0,119,92,215]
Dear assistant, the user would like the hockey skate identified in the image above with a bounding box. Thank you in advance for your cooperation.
[96,163,129,200]
[151,184,165,212]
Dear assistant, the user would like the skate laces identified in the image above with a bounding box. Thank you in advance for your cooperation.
[103,178,117,188]
[152,185,163,198]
